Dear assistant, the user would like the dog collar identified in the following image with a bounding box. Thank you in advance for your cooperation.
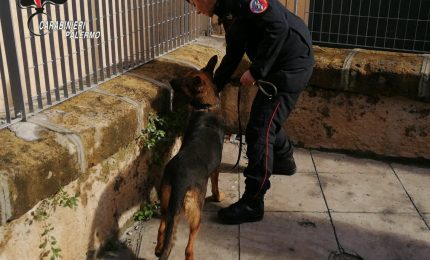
[191,101,221,111]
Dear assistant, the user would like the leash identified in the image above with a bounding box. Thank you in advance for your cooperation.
[231,79,278,170]
[231,85,243,170]
[253,80,278,99]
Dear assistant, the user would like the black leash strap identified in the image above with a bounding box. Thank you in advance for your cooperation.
[231,85,243,170]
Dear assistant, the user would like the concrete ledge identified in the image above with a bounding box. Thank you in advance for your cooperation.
[312,46,430,101]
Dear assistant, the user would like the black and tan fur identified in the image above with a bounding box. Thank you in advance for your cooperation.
[155,56,225,260]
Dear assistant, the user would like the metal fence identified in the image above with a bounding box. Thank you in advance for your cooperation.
[309,0,430,53]
[0,0,209,130]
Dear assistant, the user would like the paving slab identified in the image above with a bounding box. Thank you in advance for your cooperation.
[240,212,337,260]
[318,171,415,213]
[239,173,326,212]
[331,212,430,260]
[132,211,239,260]
[424,214,430,228]
[391,163,430,213]
[293,148,316,173]
[311,150,392,174]
[204,172,240,212]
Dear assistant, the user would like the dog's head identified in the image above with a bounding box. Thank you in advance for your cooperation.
[170,55,219,110]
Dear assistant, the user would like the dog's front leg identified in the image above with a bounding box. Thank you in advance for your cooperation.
[210,169,225,202]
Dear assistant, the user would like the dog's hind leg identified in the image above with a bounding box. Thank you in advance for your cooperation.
[210,169,225,202]
[184,189,203,260]
[155,184,171,257]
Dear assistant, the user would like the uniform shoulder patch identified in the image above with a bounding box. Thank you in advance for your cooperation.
[249,0,269,14]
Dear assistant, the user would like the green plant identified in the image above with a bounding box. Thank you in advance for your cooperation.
[33,188,80,221]
[33,187,79,260]
[133,203,158,222]
[140,113,167,150]
[33,200,51,221]
[53,188,80,209]
[39,223,62,260]
[139,110,188,166]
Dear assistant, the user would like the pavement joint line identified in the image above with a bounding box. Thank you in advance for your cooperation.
[389,163,430,231]
[310,150,345,254]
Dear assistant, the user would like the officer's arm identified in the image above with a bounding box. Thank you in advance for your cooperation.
[214,20,247,92]
[249,0,288,80]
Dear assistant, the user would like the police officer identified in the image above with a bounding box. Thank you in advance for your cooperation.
[186,0,314,224]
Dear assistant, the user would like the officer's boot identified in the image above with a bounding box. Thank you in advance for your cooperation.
[272,147,297,175]
[218,194,264,224]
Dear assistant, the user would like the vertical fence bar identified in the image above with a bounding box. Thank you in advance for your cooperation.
[294,0,298,15]
[139,0,145,62]
[88,2,98,84]
[0,1,26,119]
[365,0,372,47]
[101,0,111,78]
[134,0,140,62]
[319,0,324,42]
[411,0,423,52]
[355,0,363,46]
[109,0,117,75]
[71,1,84,90]
[80,0,92,88]
[393,0,402,50]
[16,5,34,111]
[63,4,77,94]
[383,0,392,48]
[144,0,151,61]
[156,0,160,57]
[424,5,430,51]
[36,12,52,105]
[45,5,60,101]
[174,0,178,48]
[151,0,156,58]
[128,0,135,65]
[95,0,105,81]
[164,0,168,53]
[0,42,11,123]
[54,6,69,98]
[123,0,130,68]
[27,10,44,108]
[116,0,124,73]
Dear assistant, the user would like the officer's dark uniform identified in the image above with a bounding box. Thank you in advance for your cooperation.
[213,0,314,201]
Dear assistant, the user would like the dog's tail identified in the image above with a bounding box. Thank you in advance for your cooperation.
[158,185,186,260]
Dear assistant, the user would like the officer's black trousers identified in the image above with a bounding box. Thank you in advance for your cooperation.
[243,67,313,198]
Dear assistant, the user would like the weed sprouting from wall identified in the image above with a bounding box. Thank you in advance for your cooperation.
[139,109,188,166]
[31,187,80,260]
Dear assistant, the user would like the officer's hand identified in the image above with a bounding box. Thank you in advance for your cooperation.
[240,70,255,87]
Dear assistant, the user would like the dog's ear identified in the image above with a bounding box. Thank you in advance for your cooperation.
[202,55,218,75]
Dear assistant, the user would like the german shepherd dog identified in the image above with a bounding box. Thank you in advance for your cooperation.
[155,55,225,260]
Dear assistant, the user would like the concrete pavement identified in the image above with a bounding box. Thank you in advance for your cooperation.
[101,141,430,260]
